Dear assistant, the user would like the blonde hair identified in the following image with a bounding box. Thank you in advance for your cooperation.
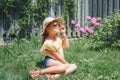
[41,29,48,46]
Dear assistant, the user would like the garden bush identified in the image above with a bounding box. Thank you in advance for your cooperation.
[72,12,120,49]
[89,12,120,49]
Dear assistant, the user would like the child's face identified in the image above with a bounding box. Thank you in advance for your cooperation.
[47,21,60,35]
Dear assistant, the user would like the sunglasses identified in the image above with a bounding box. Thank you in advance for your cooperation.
[53,22,60,27]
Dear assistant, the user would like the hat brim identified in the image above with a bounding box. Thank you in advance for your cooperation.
[41,17,64,35]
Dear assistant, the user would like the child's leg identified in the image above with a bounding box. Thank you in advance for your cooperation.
[47,64,77,78]
[30,60,77,79]
[64,64,77,75]
[30,60,66,79]
[44,64,77,79]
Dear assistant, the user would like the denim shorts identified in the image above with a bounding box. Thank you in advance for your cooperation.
[44,56,54,68]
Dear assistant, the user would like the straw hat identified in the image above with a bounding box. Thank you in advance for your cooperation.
[41,17,64,35]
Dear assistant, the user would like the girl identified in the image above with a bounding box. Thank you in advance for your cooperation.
[30,17,77,79]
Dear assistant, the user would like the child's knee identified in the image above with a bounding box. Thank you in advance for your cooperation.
[58,65,67,72]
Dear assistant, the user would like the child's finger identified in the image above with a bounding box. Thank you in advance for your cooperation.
[61,27,65,30]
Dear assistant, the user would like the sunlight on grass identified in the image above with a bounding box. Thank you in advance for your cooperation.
[0,38,120,80]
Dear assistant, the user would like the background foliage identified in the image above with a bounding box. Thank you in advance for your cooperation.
[89,12,120,49]
[0,0,76,38]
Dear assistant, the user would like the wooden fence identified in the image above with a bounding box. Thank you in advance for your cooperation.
[71,0,120,38]
[0,0,120,41]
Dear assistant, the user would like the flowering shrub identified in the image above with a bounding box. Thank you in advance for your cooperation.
[89,12,120,48]
[71,16,101,37]
[71,12,120,49]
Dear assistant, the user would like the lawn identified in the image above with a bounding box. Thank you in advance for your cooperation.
[0,37,120,80]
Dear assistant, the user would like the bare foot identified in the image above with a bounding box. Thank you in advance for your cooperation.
[30,69,41,79]
[45,74,60,80]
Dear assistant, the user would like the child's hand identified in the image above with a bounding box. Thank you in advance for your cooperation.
[60,25,66,34]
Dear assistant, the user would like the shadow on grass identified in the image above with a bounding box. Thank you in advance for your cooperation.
[36,60,44,68]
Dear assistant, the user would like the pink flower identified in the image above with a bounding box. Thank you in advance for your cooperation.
[93,22,100,27]
[75,27,79,31]
[85,26,89,32]
[91,17,100,26]
[91,17,97,24]
[88,27,94,34]
[71,20,76,24]
[79,27,87,34]
[75,23,80,28]
[87,16,91,20]
[75,23,80,31]
[84,27,94,34]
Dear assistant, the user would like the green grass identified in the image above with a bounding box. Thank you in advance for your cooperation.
[0,38,120,80]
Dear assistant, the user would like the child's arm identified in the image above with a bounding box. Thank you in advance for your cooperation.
[45,49,69,64]
[60,25,69,48]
